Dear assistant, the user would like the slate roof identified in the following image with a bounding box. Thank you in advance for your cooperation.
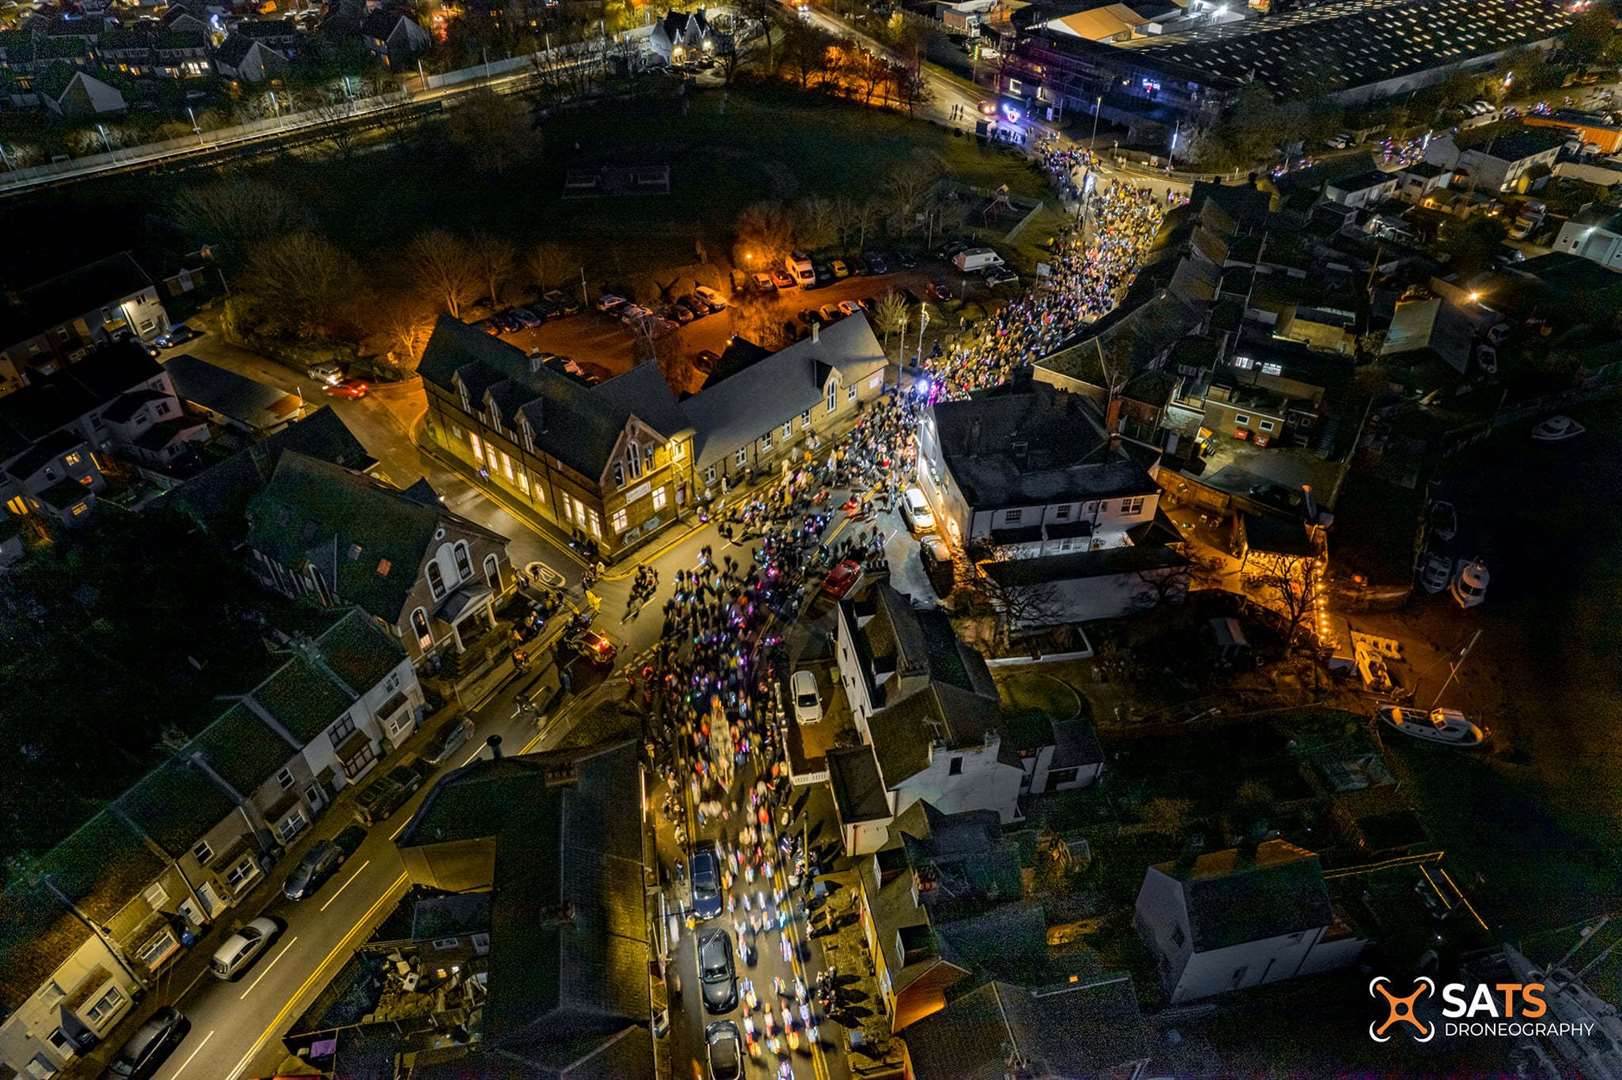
[419,316,687,480]
[826,745,891,824]
[398,742,649,1058]
[6,251,154,344]
[681,313,887,470]
[0,338,159,455]
[0,881,95,1011]
[1153,839,1333,951]
[904,977,1149,1079]
[314,607,406,693]
[115,757,240,858]
[930,380,1154,509]
[36,812,166,924]
[245,451,504,622]
[212,33,259,67]
[842,583,997,710]
[164,352,300,431]
[167,405,374,542]
[187,702,299,797]
[867,682,1002,787]
[252,654,355,744]
[980,542,1188,587]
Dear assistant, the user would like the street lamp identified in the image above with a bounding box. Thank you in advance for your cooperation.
[1089,93,1102,146]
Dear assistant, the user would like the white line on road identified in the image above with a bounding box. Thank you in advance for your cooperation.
[167,1028,214,1077]
[460,744,485,768]
[319,859,371,911]
[239,938,297,1000]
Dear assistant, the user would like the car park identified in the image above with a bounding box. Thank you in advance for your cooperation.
[698,928,738,1013]
[618,304,651,325]
[791,670,821,723]
[284,839,347,900]
[108,1007,190,1079]
[821,558,863,599]
[662,304,695,325]
[812,261,834,287]
[770,268,796,290]
[211,916,280,980]
[693,285,727,310]
[837,299,863,317]
[901,487,934,533]
[543,289,583,315]
[691,845,723,919]
[510,306,544,328]
[680,293,713,315]
[706,1020,743,1080]
[866,253,890,275]
[818,304,842,323]
[425,716,477,765]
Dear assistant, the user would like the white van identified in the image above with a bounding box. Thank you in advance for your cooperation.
[785,251,815,286]
[953,247,1004,272]
[901,487,934,534]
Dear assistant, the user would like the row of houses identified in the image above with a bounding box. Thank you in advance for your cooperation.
[0,607,423,1079]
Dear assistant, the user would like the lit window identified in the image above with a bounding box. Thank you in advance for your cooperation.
[1261,362,1283,376]
[735,448,748,467]
[469,432,482,459]
[612,507,629,533]
[1232,355,1253,369]
[64,452,82,466]
[500,452,513,480]
[652,486,667,511]
[426,560,445,599]
[411,608,432,651]
[587,510,602,539]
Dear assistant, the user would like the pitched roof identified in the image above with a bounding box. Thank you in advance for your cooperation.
[7,251,153,344]
[1051,2,1147,39]
[826,745,891,824]
[0,881,94,1011]
[419,317,687,480]
[929,381,1153,509]
[167,405,374,542]
[245,451,505,622]
[164,352,301,431]
[36,811,166,924]
[315,607,406,692]
[904,978,1149,1079]
[187,702,299,797]
[1153,839,1333,951]
[115,757,240,858]
[868,683,1003,787]
[681,313,887,469]
[251,653,355,744]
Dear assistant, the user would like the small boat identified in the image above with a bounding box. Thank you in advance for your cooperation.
[1532,415,1585,442]
[1357,648,1393,693]
[1451,559,1489,609]
[1377,704,1488,747]
[1429,501,1458,542]
[1418,552,1452,595]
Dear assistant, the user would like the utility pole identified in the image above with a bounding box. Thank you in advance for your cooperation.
[1430,629,1481,708]
[580,265,590,307]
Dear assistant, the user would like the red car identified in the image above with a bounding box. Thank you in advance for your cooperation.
[926,282,952,302]
[570,629,618,666]
[324,378,369,399]
[821,559,863,599]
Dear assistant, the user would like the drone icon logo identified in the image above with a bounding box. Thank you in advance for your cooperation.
[1369,976,1436,1043]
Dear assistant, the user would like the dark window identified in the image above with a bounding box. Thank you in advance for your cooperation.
[948,757,963,776]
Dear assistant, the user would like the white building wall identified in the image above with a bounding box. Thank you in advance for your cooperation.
[891,736,1024,824]
[1553,220,1622,269]
[1171,931,1323,1003]
[0,938,139,1077]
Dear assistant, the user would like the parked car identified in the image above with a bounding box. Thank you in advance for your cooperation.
[354,772,413,826]
[791,670,822,723]
[662,304,695,325]
[425,716,476,765]
[895,251,919,270]
[324,378,369,400]
[691,844,723,920]
[926,282,952,302]
[698,928,738,1013]
[821,558,863,599]
[901,487,934,533]
[680,292,713,315]
[108,1007,190,1079]
[333,822,368,856]
[799,307,824,327]
[769,267,796,290]
[850,255,870,276]
[618,304,651,325]
[858,296,878,314]
[471,318,501,335]
[283,839,347,901]
[306,360,345,386]
[154,323,202,350]
[829,258,850,279]
[494,310,526,333]
[751,271,777,293]
[211,917,280,980]
[543,289,583,315]
[983,267,1019,288]
[812,261,834,287]
[693,285,728,310]
[510,306,544,328]
[693,350,721,375]
[818,304,842,323]
[837,299,864,317]
[706,1021,743,1080]
[866,253,890,275]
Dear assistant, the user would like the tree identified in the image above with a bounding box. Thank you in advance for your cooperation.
[405,230,482,317]
[792,195,839,251]
[733,200,796,271]
[375,291,438,371]
[885,155,941,236]
[834,195,880,251]
[1141,797,1193,835]
[446,89,540,175]
[1246,551,1323,648]
[873,289,910,351]
[779,19,834,89]
[311,97,362,160]
[172,177,311,263]
[1132,562,1193,612]
[469,231,517,306]
[967,545,1065,651]
[1566,7,1619,65]
[528,241,578,293]
[241,231,365,340]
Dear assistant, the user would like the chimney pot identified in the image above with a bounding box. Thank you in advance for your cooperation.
[486,734,503,760]
[811,321,819,344]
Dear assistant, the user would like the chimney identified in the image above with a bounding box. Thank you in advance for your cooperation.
[811,321,819,344]
[1301,483,1317,524]
[485,734,502,760]
[1107,432,1121,455]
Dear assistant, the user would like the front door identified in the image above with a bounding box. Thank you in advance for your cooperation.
[197,882,222,919]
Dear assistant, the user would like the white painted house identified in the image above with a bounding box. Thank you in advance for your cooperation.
[1551,203,1622,271]
[1133,839,1367,1003]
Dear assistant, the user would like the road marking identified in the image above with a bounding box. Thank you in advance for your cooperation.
[319,860,371,911]
[389,815,414,841]
[459,744,486,768]
[228,872,409,1080]
[168,1029,214,1078]
[239,937,297,1000]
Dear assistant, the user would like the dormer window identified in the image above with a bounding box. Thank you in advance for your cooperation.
[626,439,643,480]
[455,373,471,410]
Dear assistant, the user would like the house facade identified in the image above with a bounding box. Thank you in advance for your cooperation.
[0,252,170,388]
[244,451,513,663]
[1552,203,1622,271]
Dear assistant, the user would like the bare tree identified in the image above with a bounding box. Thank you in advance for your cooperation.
[967,547,1066,652]
[446,89,541,175]
[469,231,517,306]
[732,200,796,271]
[311,97,362,161]
[779,19,834,89]
[834,195,880,252]
[792,195,839,251]
[405,230,481,318]
[242,231,365,340]
[885,155,942,236]
[375,291,438,371]
[528,241,578,293]
[1132,562,1193,612]
[172,177,310,263]
[873,289,909,352]
[1246,551,1323,648]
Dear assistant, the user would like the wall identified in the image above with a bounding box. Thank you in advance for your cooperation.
[397,837,497,893]
[0,936,140,1077]
[1172,929,1324,1002]
[891,737,1024,824]
[1132,869,1193,999]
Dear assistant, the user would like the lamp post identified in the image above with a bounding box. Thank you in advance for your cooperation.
[1089,92,1102,146]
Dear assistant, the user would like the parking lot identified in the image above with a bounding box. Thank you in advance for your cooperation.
[479,256,1004,392]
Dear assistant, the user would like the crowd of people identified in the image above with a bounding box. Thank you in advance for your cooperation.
[630,146,1175,1079]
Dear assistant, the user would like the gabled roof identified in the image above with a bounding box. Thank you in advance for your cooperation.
[245,451,506,622]
[315,607,407,692]
[903,977,1149,1079]
[0,881,95,1011]
[115,757,240,858]
[36,811,166,924]
[6,252,154,345]
[867,682,1003,786]
[187,702,299,797]
[251,653,356,745]
[164,352,300,430]
[419,317,686,480]
[1151,839,1333,951]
